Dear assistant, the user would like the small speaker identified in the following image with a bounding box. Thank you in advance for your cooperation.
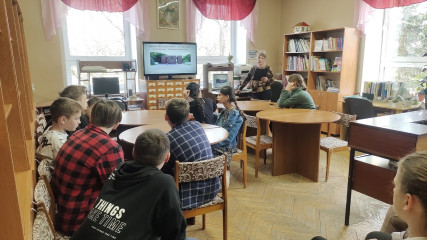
[122,62,130,71]
[128,89,133,97]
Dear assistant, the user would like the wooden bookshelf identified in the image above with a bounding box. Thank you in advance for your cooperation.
[283,28,360,134]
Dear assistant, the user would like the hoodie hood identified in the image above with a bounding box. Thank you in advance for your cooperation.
[109,161,161,190]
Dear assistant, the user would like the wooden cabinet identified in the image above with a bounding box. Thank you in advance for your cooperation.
[0,0,35,238]
[283,28,360,135]
[146,79,199,110]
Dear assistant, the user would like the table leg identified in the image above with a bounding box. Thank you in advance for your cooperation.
[272,122,321,181]
[345,148,355,226]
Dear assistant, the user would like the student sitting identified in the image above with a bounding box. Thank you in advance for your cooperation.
[85,96,101,122]
[71,129,187,240]
[183,82,217,124]
[37,97,82,165]
[52,100,124,235]
[161,98,219,210]
[212,86,245,165]
[277,73,316,109]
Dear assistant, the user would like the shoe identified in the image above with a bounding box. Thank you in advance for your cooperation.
[186,217,195,225]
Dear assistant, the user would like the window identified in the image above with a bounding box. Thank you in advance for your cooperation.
[361,2,427,94]
[62,9,137,90]
[195,13,247,88]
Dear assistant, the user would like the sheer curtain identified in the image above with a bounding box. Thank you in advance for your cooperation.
[186,0,258,44]
[41,0,150,40]
[356,0,426,34]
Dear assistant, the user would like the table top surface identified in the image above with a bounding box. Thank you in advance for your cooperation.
[372,101,422,111]
[217,100,278,112]
[119,123,228,145]
[257,109,340,124]
[120,110,166,126]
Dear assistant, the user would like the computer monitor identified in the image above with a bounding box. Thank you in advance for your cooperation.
[92,77,120,95]
[212,73,230,90]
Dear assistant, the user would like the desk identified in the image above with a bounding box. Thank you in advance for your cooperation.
[372,101,421,114]
[123,98,144,110]
[257,109,340,181]
[344,110,427,225]
[118,123,228,160]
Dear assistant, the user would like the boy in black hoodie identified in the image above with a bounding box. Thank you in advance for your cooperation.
[71,129,187,240]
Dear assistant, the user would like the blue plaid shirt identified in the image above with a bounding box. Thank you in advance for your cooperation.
[162,121,220,209]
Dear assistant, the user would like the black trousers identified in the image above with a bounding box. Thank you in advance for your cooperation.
[251,89,272,100]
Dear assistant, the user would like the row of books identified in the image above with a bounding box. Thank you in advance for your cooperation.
[287,38,310,52]
[362,81,405,100]
[311,56,331,71]
[286,55,309,71]
[314,37,343,51]
[315,76,339,92]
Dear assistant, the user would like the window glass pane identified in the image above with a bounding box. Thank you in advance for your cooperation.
[383,66,426,92]
[196,18,231,56]
[66,9,126,57]
[384,2,427,58]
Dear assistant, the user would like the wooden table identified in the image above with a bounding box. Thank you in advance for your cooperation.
[120,110,166,126]
[118,123,228,160]
[257,109,340,181]
[217,100,278,113]
[372,101,422,114]
[345,110,427,225]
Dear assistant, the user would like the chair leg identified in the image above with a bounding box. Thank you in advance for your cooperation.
[242,158,247,188]
[263,149,267,165]
[255,150,260,178]
[202,214,206,230]
[223,207,227,240]
[325,150,332,182]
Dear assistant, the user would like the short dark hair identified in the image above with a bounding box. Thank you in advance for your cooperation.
[165,98,189,125]
[91,100,122,128]
[87,96,101,108]
[50,97,82,123]
[59,85,87,101]
[133,129,170,166]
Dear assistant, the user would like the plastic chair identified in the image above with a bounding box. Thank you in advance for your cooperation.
[320,112,356,181]
[345,97,376,120]
[245,114,273,178]
[174,154,228,240]
[231,121,247,188]
[270,81,284,102]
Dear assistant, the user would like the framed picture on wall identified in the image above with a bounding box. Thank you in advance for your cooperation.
[158,0,180,29]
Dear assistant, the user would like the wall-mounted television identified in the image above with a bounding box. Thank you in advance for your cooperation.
[142,42,197,79]
[92,77,120,95]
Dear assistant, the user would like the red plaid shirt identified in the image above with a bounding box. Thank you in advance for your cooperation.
[52,124,124,235]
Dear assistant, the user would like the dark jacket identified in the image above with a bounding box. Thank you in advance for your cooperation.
[189,98,217,124]
[70,161,186,240]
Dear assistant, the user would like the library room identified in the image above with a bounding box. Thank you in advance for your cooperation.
[1,0,426,239]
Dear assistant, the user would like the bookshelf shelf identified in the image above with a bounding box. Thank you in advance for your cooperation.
[283,27,360,134]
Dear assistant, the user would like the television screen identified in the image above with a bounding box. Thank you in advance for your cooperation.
[212,73,230,90]
[92,77,120,95]
[143,42,197,78]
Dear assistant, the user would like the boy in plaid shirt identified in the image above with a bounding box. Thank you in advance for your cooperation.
[161,98,220,210]
[52,100,124,235]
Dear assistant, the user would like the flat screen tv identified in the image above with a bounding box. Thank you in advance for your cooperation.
[92,77,120,95]
[143,42,197,79]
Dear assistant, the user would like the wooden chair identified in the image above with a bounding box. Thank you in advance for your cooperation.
[231,121,247,188]
[34,175,56,224]
[174,154,228,240]
[245,114,273,178]
[37,158,53,182]
[32,204,55,240]
[320,111,357,181]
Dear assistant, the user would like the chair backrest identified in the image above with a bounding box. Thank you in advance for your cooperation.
[270,81,284,102]
[157,98,171,109]
[244,114,257,129]
[345,97,376,120]
[37,159,53,182]
[32,205,55,240]
[236,121,247,151]
[34,175,55,222]
[174,154,226,184]
[332,111,357,127]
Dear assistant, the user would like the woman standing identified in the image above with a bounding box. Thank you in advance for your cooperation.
[183,82,217,124]
[237,53,274,100]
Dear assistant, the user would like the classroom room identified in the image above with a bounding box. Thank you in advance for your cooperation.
[1,0,426,239]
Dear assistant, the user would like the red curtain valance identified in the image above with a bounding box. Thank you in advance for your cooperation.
[362,0,426,9]
[192,0,256,20]
[61,0,138,12]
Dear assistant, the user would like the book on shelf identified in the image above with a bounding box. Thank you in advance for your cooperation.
[327,87,339,93]
[287,38,310,52]
[314,40,323,51]
[314,38,343,51]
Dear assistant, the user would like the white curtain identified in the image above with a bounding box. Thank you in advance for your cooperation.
[40,0,150,41]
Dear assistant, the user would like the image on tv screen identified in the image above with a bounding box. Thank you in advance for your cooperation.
[213,74,229,89]
[143,42,197,76]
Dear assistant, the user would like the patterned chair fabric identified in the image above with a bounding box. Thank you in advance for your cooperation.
[157,98,172,109]
[34,178,52,212]
[246,135,272,145]
[176,155,225,183]
[320,137,348,149]
[37,159,53,182]
[331,111,357,127]
[32,206,55,240]
[245,114,257,128]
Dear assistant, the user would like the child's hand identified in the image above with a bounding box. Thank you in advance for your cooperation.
[285,82,294,91]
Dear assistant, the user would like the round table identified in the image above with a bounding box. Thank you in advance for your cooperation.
[120,110,166,126]
[257,109,340,181]
[217,100,278,113]
[118,123,228,160]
